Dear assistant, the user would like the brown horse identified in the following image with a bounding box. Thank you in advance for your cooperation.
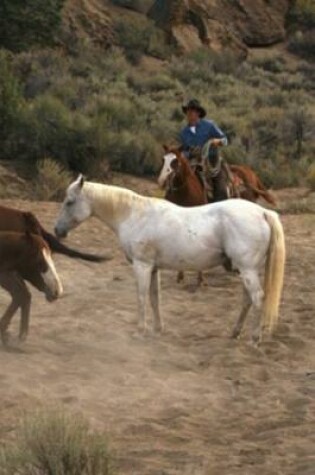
[0,230,63,345]
[0,205,109,345]
[0,204,107,262]
[158,145,206,207]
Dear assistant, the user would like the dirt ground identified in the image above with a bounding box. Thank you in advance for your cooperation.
[0,180,314,475]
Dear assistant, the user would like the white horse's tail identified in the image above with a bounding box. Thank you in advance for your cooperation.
[263,212,286,333]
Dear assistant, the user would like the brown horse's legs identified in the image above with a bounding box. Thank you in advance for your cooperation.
[231,286,252,339]
[0,300,20,345]
[0,273,31,344]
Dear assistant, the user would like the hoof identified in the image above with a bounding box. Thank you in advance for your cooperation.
[1,330,10,346]
[231,330,240,340]
[18,332,28,343]
[137,323,149,336]
[153,324,164,335]
[251,334,262,347]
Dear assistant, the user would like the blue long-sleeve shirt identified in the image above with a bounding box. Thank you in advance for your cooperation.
[180,119,227,158]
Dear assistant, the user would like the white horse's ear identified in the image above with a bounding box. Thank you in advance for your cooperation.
[78,174,85,189]
[71,174,85,194]
[74,174,84,188]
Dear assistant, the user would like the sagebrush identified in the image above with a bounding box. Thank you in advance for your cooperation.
[0,410,112,475]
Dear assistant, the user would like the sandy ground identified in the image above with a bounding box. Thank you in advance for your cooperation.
[0,182,314,475]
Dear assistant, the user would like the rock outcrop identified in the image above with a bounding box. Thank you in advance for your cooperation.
[149,0,292,56]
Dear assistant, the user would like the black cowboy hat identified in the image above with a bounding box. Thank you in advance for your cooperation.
[182,99,206,118]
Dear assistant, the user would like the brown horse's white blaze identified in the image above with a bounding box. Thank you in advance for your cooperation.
[158,153,177,189]
[41,248,63,301]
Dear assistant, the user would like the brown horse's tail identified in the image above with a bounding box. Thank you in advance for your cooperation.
[252,176,276,206]
[24,212,109,263]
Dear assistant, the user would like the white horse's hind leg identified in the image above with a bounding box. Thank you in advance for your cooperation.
[133,260,153,334]
[231,286,252,339]
[240,270,264,344]
[150,269,163,334]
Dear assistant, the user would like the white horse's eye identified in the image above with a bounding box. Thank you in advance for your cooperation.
[66,200,75,207]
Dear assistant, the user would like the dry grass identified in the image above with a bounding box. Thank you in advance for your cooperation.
[34,158,72,201]
[0,410,112,475]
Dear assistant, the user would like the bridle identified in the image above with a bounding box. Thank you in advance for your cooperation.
[166,166,185,192]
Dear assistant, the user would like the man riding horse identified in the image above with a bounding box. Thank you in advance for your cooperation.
[179,99,237,201]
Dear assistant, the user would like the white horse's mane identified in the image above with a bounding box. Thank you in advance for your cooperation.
[82,181,159,221]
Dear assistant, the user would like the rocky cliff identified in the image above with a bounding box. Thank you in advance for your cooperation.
[60,1,293,57]
[148,0,292,57]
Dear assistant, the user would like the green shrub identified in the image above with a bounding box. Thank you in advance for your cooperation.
[21,96,97,174]
[114,16,170,63]
[98,129,160,175]
[287,0,315,30]
[0,51,23,148]
[222,144,247,165]
[288,30,315,60]
[280,106,313,160]
[307,164,315,191]
[0,410,112,475]
[0,0,65,52]
[250,55,285,74]
[127,72,181,94]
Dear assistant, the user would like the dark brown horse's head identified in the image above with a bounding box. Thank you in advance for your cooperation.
[12,232,63,302]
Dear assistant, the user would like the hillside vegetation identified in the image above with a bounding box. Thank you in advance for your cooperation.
[0,0,314,194]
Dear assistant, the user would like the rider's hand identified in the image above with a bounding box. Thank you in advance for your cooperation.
[211,138,223,147]
[211,139,223,147]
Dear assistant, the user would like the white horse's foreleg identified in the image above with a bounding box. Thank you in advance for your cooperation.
[231,286,252,339]
[133,260,153,334]
[149,268,163,334]
[240,270,264,344]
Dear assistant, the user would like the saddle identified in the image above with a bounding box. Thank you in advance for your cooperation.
[196,141,245,199]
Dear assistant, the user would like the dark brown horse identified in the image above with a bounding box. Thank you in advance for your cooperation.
[230,164,276,205]
[0,205,109,345]
[159,145,276,206]
[0,229,63,345]
[206,145,276,205]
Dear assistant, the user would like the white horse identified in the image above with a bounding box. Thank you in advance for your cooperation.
[55,176,285,342]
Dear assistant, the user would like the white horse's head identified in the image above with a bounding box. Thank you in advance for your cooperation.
[55,175,92,238]
[157,146,179,189]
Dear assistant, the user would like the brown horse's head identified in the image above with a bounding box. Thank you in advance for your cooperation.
[158,145,186,190]
[15,232,63,302]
